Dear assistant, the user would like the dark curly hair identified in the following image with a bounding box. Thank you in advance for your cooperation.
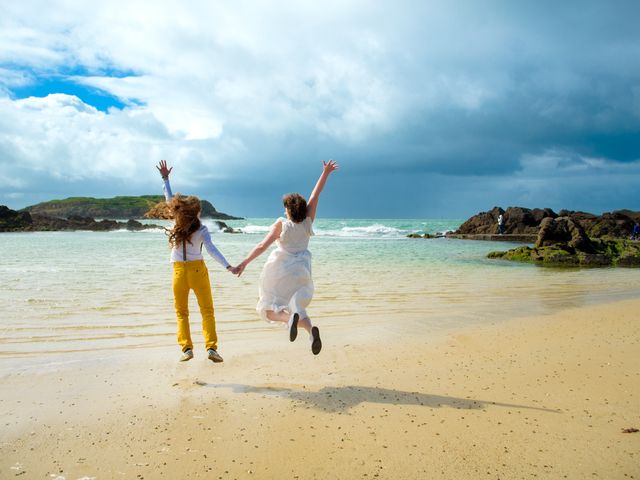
[283,193,307,223]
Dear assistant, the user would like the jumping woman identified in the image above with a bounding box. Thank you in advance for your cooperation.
[234,160,338,355]
[155,160,234,363]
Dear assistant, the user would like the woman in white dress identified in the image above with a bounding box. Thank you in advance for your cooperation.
[234,160,338,355]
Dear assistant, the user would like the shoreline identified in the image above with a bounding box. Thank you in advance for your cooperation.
[2,297,639,478]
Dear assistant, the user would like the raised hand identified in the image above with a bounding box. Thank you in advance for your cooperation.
[156,159,173,179]
[323,159,338,174]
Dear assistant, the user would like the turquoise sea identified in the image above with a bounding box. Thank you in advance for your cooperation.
[1,218,639,373]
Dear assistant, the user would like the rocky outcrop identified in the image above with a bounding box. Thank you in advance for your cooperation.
[504,207,557,234]
[31,214,161,232]
[36,214,121,231]
[579,211,637,240]
[535,217,595,252]
[488,240,640,267]
[454,206,504,235]
[453,206,557,236]
[488,216,640,267]
[0,205,32,231]
[557,210,597,222]
[446,233,537,242]
[452,206,639,240]
[1,204,246,234]
[406,233,442,239]
[0,205,162,232]
[213,220,241,234]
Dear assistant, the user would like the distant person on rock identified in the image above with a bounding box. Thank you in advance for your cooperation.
[497,214,505,235]
[155,160,236,364]
[632,223,640,241]
[232,160,339,355]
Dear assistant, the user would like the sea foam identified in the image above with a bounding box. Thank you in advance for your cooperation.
[315,224,408,238]
[238,222,408,238]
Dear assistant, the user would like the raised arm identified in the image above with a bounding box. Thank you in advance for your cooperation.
[156,159,174,201]
[306,160,338,221]
[234,220,283,276]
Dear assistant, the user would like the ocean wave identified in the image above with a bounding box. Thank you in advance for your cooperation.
[233,221,452,238]
[237,223,408,238]
[316,224,408,238]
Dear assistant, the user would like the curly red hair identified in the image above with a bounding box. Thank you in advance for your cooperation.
[146,194,201,247]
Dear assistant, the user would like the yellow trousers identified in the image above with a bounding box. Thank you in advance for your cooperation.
[172,260,218,351]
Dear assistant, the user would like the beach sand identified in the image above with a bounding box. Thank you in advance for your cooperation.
[1,298,639,479]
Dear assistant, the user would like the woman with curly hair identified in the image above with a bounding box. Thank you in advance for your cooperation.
[155,160,234,363]
[234,160,338,355]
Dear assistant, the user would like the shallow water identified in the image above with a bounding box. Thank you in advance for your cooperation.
[1,218,638,373]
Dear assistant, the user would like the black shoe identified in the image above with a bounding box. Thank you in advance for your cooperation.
[310,326,322,355]
[289,313,299,342]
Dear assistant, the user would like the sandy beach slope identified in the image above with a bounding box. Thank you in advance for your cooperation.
[1,298,639,479]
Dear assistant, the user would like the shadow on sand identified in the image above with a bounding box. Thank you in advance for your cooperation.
[196,382,559,414]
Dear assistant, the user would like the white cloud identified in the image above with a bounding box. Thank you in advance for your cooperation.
[1,1,639,216]
[2,0,406,143]
[0,25,65,69]
[0,94,170,184]
[0,67,34,92]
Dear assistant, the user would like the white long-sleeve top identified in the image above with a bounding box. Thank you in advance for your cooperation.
[162,178,231,268]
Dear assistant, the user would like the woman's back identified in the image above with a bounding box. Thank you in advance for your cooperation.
[277,217,313,254]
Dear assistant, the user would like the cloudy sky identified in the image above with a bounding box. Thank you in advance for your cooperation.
[1,1,639,218]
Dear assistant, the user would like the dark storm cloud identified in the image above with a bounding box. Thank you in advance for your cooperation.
[1,1,639,217]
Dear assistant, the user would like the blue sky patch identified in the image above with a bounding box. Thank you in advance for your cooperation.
[5,63,141,111]
[11,76,127,111]
[1,2,639,216]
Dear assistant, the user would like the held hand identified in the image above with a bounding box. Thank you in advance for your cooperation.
[322,159,338,174]
[235,262,247,277]
[228,266,241,275]
[156,159,173,179]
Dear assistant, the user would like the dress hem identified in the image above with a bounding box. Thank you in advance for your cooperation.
[256,303,289,324]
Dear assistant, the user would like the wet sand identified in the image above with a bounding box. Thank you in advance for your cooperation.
[1,298,639,479]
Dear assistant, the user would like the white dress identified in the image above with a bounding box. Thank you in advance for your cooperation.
[256,217,314,322]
